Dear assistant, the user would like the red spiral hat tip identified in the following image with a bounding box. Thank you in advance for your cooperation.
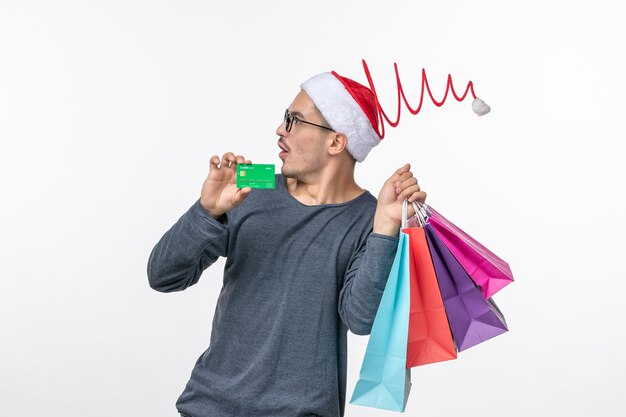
[361,59,490,139]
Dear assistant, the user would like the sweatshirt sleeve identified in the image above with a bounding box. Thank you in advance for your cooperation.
[147,198,230,293]
[338,232,399,335]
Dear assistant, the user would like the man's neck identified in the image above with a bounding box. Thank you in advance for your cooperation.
[285,166,364,206]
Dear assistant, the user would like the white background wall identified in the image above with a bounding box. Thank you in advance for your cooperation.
[1,1,624,416]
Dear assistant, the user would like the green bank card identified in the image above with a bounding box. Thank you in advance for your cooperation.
[236,164,275,189]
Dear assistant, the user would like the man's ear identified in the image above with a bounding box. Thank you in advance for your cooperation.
[327,132,348,156]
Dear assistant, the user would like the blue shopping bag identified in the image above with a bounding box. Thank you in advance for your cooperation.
[350,230,412,412]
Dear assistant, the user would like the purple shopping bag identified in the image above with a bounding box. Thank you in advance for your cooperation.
[427,207,513,299]
[424,224,508,351]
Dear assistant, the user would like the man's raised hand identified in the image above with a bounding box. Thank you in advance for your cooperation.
[200,152,252,219]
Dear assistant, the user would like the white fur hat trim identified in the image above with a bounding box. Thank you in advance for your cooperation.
[301,72,380,162]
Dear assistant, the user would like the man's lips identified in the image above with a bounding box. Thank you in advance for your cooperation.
[277,141,289,153]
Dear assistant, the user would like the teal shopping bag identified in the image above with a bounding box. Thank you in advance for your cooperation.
[350,231,412,412]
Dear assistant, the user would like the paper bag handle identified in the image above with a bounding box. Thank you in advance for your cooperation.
[402,198,408,229]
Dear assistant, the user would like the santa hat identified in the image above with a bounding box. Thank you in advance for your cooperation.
[300,60,490,162]
[301,71,380,162]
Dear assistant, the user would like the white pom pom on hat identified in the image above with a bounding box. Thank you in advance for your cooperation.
[300,60,490,162]
[472,97,491,116]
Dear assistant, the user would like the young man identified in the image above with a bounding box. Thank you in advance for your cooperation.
[147,71,425,417]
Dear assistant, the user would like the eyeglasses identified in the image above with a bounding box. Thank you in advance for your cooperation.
[283,109,335,133]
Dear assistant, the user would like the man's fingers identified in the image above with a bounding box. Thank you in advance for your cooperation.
[210,153,248,174]
[395,176,418,194]
[398,171,413,181]
[391,170,423,202]
[400,176,419,190]
[221,152,236,168]
[387,163,411,185]
[209,155,222,174]
[397,184,421,200]
[394,172,415,188]
[412,191,427,204]
[393,163,411,177]
[233,187,252,204]
[404,189,427,203]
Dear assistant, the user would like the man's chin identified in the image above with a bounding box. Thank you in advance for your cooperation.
[280,166,292,178]
[280,164,297,179]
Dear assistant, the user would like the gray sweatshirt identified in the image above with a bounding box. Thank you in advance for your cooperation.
[147,174,398,417]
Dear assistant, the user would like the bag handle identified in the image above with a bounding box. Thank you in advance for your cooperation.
[403,199,432,228]
[413,201,430,225]
[404,200,430,227]
[402,198,408,229]
[413,200,430,217]
[403,198,426,228]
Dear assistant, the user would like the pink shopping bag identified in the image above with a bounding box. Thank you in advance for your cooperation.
[427,207,514,299]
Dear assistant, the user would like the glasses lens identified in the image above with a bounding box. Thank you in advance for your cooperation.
[284,110,292,132]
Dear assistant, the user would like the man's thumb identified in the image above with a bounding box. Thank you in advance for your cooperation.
[233,187,252,205]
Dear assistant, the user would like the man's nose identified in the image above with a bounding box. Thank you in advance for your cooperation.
[276,120,288,137]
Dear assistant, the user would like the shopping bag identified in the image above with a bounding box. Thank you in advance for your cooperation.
[423,222,508,351]
[427,206,514,299]
[404,225,457,367]
[350,230,412,412]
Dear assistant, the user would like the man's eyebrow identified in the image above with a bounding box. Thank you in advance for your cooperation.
[289,110,305,118]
